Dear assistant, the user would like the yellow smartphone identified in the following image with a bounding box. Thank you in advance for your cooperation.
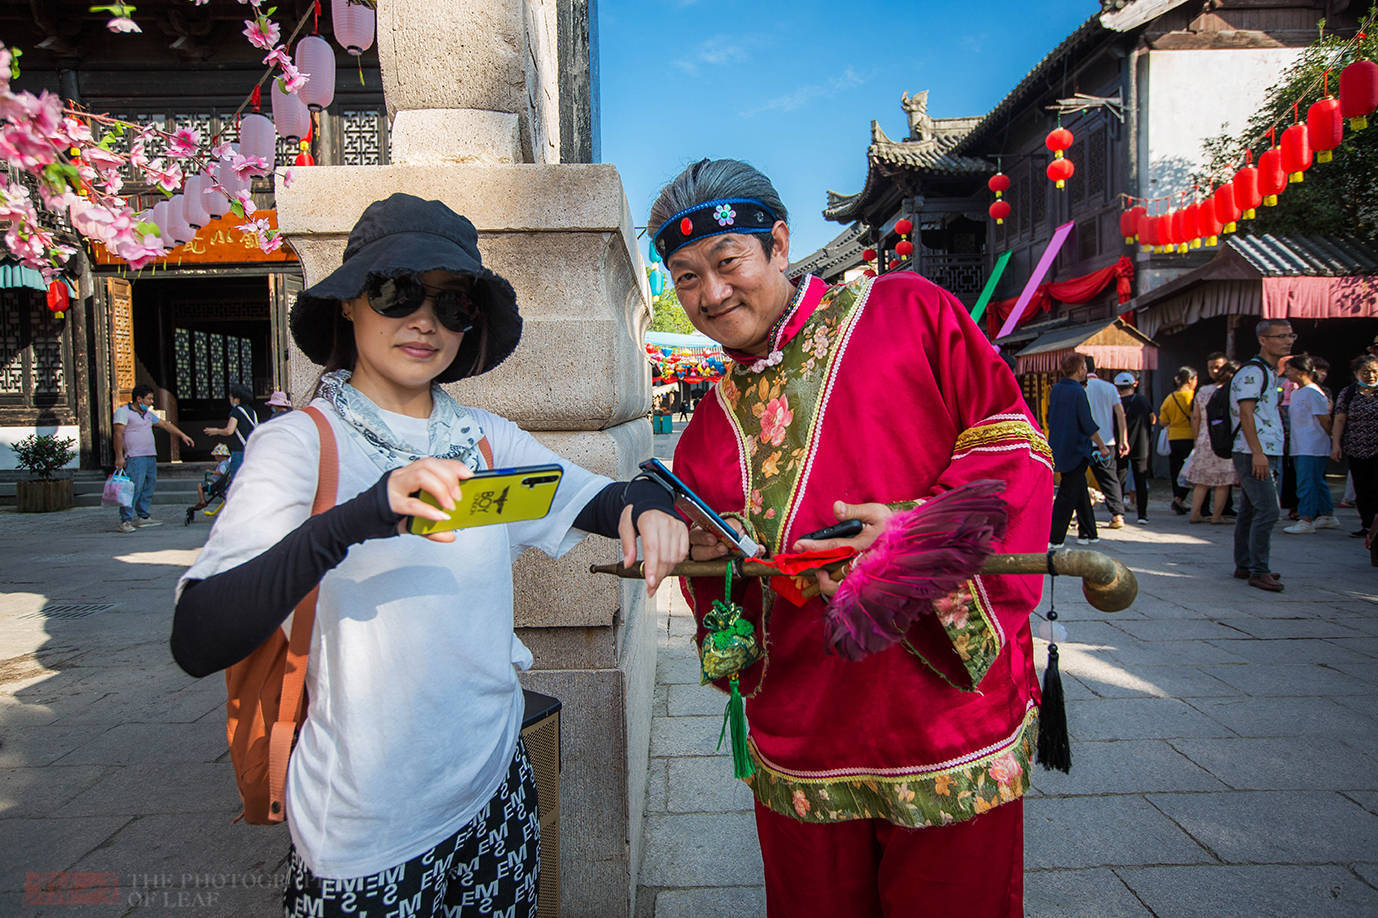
[407,464,564,536]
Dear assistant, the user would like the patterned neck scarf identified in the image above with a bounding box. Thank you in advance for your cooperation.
[317,369,483,474]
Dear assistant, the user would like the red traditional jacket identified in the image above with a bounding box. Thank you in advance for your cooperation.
[674,272,1054,828]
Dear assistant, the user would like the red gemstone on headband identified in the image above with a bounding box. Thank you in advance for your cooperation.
[680,217,693,235]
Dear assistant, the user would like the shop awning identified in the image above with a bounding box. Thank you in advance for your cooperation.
[1133,235,1378,338]
[1009,317,1158,375]
[0,261,76,295]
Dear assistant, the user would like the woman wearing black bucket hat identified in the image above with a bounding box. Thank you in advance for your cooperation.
[170,193,687,916]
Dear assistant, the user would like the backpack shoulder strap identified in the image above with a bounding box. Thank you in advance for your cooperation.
[477,435,494,470]
[266,405,338,821]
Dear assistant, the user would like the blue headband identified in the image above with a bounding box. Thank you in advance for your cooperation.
[652,198,778,260]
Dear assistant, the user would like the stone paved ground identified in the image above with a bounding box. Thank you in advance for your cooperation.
[3,474,1378,917]
[634,486,1378,918]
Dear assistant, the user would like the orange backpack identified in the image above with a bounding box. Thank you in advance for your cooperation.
[224,405,338,824]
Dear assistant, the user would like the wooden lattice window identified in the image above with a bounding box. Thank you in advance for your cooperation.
[0,289,70,413]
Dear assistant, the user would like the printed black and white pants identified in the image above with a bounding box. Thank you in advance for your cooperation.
[283,740,540,918]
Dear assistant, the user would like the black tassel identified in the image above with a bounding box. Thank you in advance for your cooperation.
[1037,642,1072,773]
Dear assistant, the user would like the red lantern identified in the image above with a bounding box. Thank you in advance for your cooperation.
[1045,127,1073,156]
[1198,196,1224,245]
[1170,209,1189,252]
[863,268,877,278]
[1340,58,1378,130]
[988,200,1011,225]
[1184,202,1203,247]
[1046,157,1074,189]
[1234,162,1261,218]
[1213,182,1239,234]
[1138,212,1157,249]
[987,173,1010,195]
[894,218,913,236]
[295,150,316,166]
[1120,205,1146,244]
[1258,146,1286,205]
[862,247,877,262]
[45,280,69,319]
[1308,96,1343,163]
[895,239,915,258]
[1280,123,1312,183]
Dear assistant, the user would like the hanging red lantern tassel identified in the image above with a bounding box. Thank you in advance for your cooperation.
[895,239,914,258]
[1308,95,1343,163]
[1045,126,1074,190]
[987,172,1010,196]
[1120,205,1146,244]
[1234,158,1262,219]
[45,280,69,320]
[1213,182,1239,234]
[1257,146,1286,206]
[1280,123,1312,183]
[988,200,1011,225]
[1340,55,1378,131]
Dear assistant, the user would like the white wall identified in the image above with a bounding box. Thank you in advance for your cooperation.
[1142,48,1304,199]
[1,425,81,472]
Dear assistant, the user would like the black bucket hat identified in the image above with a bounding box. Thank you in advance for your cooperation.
[290,193,521,383]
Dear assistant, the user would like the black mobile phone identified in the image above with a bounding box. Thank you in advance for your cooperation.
[797,519,864,542]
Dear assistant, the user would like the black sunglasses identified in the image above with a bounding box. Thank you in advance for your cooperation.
[364,275,480,334]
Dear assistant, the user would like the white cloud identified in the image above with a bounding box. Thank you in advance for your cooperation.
[739,67,867,117]
[672,36,750,75]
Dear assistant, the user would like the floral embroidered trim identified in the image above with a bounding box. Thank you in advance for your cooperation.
[930,578,1001,686]
[952,418,1052,463]
[745,706,1038,826]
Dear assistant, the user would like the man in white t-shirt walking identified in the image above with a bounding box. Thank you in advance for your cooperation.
[112,384,195,533]
[1230,319,1293,591]
[1084,356,1128,529]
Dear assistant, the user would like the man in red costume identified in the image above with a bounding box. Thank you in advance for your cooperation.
[651,159,1053,917]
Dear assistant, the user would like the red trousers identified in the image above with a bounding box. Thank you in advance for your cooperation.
[753,797,1023,918]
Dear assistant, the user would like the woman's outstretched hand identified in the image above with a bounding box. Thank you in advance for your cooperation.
[620,508,689,596]
[386,457,474,543]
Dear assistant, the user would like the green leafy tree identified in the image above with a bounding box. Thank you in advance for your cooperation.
[649,284,697,335]
[1198,11,1378,241]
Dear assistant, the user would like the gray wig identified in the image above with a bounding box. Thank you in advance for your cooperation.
[648,159,789,257]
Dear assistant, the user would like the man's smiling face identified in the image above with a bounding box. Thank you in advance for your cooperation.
[665,222,794,355]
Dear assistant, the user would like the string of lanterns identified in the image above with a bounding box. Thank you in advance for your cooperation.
[1119,31,1376,254]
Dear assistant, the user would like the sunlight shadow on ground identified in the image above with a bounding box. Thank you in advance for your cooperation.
[1034,638,1166,697]
[113,549,202,567]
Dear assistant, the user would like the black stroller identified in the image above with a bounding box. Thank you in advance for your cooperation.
[184,445,233,525]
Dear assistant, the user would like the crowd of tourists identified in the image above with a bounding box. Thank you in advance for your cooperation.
[1047,323,1378,589]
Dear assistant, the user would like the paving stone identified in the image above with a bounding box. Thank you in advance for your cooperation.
[1070,663,1244,699]
[51,722,227,767]
[1208,663,1374,697]
[1352,863,1378,889]
[1065,697,1234,741]
[1328,637,1378,658]
[654,885,765,918]
[1216,618,1366,640]
[1031,740,1226,796]
[665,758,755,814]
[1188,696,1378,738]
[1100,638,1249,666]
[0,816,132,891]
[1170,737,1378,790]
[1112,619,1254,642]
[643,757,667,814]
[1146,791,1378,863]
[0,765,106,818]
[54,763,242,817]
[666,683,728,717]
[1025,796,1212,868]
[638,813,762,887]
[1342,790,1378,816]
[0,724,114,768]
[1328,662,1378,685]
[1119,864,1378,917]
[1203,638,1374,665]
[649,716,730,759]
[655,651,703,686]
[1024,868,1152,917]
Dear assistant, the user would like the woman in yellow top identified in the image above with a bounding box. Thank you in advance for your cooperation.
[1159,366,1198,515]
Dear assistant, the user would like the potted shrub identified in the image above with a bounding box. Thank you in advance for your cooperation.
[12,433,77,512]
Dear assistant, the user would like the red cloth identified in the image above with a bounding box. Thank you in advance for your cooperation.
[986,256,1135,337]
[1262,275,1378,319]
[755,546,858,605]
[753,797,1024,918]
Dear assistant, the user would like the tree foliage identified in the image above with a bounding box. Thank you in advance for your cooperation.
[1197,10,1378,241]
[649,285,696,335]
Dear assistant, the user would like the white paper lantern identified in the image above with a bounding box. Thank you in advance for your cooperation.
[239,113,276,166]
[271,79,311,145]
[296,35,336,112]
[183,174,211,228]
[151,201,174,248]
[215,145,251,201]
[166,195,195,244]
[202,164,231,218]
[332,0,375,55]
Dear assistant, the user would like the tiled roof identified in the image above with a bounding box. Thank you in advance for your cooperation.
[788,222,869,278]
[1226,234,1378,277]
[823,120,993,223]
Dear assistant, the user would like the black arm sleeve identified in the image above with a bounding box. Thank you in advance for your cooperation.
[170,472,403,678]
[572,476,678,539]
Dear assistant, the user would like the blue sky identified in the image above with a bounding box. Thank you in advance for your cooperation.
[599,0,1097,261]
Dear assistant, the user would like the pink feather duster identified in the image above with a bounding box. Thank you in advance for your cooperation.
[824,480,1009,661]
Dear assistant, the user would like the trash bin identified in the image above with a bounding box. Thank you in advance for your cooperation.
[522,689,561,916]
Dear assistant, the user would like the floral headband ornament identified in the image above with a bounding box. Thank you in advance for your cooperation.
[653,198,778,260]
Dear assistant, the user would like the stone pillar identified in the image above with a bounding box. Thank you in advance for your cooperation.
[277,4,655,915]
